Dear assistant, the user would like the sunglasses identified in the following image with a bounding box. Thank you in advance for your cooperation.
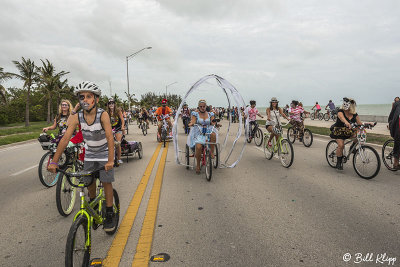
[78,94,93,100]
[343,98,355,104]
[199,105,206,108]
[108,102,115,105]
[61,104,69,107]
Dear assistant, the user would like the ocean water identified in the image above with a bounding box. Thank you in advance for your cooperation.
[257,104,392,116]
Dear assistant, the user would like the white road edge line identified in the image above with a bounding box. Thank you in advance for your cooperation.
[11,164,38,176]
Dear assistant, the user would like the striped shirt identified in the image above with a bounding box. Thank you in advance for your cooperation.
[78,108,109,161]
[289,106,304,122]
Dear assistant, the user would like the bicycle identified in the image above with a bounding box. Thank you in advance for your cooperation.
[246,121,263,146]
[326,122,380,179]
[310,109,323,120]
[140,119,148,136]
[157,114,171,147]
[323,108,338,121]
[55,142,85,217]
[287,122,313,147]
[57,167,120,267]
[124,118,129,135]
[263,121,294,168]
[185,121,219,181]
[382,139,397,171]
[38,133,67,187]
[182,116,191,135]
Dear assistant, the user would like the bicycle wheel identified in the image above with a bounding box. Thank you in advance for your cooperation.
[287,127,296,144]
[65,216,90,267]
[142,123,146,136]
[205,150,212,181]
[278,139,294,168]
[263,133,274,160]
[104,189,120,235]
[38,151,58,187]
[56,167,77,217]
[318,113,324,120]
[353,145,381,179]
[310,113,315,120]
[382,140,396,171]
[332,114,337,121]
[138,142,143,159]
[254,128,263,147]
[325,140,338,168]
[185,144,190,169]
[324,113,329,121]
[162,130,166,147]
[302,129,313,147]
[213,145,219,169]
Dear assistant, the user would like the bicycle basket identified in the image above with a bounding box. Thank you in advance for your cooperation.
[38,133,51,150]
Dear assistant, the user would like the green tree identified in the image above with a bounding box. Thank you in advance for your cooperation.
[0,66,13,103]
[11,57,38,126]
[36,59,69,123]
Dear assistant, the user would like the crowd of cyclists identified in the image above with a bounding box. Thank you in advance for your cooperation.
[35,80,399,264]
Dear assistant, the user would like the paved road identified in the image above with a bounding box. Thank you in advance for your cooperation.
[0,120,399,266]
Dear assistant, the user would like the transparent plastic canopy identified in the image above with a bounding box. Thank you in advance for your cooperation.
[172,74,248,168]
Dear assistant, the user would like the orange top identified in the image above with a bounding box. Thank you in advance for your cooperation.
[155,106,172,120]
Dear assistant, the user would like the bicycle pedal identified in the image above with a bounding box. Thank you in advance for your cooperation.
[92,222,100,230]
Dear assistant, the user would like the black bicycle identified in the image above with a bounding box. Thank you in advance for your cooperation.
[382,139,397,171]
[246,121,263,146]
[287,123,313,147]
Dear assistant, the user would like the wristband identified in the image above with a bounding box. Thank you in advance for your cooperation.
[50,162,59,166]
[71,110,76,115]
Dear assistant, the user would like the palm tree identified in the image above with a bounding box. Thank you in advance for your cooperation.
[0,67,13,103]
[36,59,69,122]
[12,57,38,126]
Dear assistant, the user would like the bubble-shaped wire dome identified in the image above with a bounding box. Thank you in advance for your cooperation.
[172,74,248,168]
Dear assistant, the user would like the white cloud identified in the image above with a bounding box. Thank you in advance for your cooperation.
[1,0,399,106]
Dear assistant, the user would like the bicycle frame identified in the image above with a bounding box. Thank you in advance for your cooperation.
[73,181,105,248]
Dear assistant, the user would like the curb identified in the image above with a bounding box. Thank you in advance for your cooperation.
[0,138,37,149]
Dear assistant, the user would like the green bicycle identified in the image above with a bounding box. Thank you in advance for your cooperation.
[57,167,120,267]
[263,121,294,168]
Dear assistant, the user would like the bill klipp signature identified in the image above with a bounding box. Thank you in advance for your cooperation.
[343,252,397,265]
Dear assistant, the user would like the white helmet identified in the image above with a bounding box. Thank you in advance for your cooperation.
[75,81,101,96]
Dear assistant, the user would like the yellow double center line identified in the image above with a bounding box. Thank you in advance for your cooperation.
[103,142,169,267]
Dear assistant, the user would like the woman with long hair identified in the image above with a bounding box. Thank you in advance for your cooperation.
[265,97,289,147]
[107,98,125,165]
[42,99,74,136]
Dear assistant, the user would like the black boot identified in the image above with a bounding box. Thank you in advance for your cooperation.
[336,156,343,170]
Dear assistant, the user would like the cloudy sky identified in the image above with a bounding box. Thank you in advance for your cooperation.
[1,0,399,106]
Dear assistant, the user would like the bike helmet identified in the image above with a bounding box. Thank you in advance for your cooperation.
[74,81,101,96]
[108,98,115,103]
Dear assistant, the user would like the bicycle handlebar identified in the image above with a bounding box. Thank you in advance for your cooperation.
[56,166,105,188]
[351,122,377,130]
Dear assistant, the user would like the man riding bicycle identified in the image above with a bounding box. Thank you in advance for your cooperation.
[48,81,117,231]
[155,99,173,137]
[325,100,336,116]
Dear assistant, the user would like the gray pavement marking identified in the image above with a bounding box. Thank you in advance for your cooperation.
[10,164,38,176]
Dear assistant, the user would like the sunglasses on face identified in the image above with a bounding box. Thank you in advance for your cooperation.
[108,102,115,105]
[61,104,68,107]
[343,98,355,104]
[199,105,206,108]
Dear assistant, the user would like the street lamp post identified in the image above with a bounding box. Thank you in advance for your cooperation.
[165,81,178,97]
[126,46,152,110]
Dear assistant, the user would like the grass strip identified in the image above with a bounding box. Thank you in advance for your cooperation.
[257,120,391,146]
[0,121,58,146]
